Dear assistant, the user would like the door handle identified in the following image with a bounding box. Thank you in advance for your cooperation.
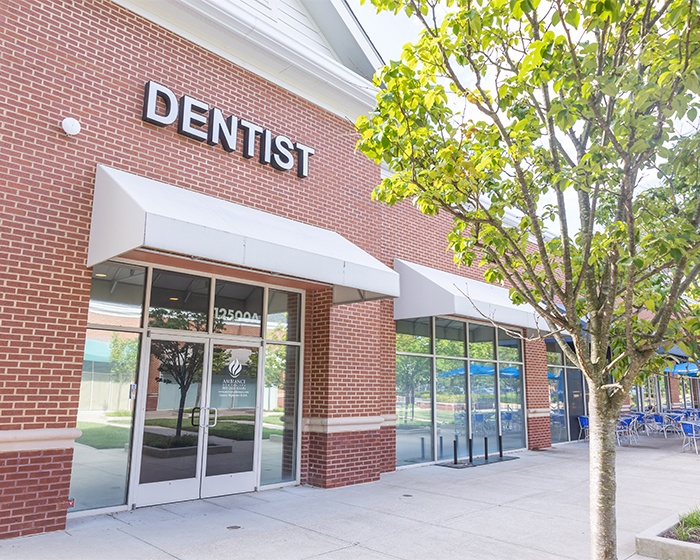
[207,407,218,428]
[191,407,201,427]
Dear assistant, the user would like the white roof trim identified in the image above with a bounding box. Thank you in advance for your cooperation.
[87,165,400,305]
[111,0,379,121]
[393,259,543,330]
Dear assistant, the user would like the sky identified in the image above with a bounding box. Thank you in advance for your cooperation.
[345,0,421,63]
[344,0,583,234]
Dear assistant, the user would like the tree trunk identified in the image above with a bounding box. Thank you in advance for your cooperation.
[175,388,188,438]
[588,386,620,559]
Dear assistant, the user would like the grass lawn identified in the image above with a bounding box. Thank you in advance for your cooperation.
[76,422,130,449]
[145,417,282,440]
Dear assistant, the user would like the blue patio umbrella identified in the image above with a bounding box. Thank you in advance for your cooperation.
[672,362,699,377]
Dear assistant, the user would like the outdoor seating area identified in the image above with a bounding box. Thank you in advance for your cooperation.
[578,409,700,452]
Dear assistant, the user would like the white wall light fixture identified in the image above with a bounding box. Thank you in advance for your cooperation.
[61,117,81,136]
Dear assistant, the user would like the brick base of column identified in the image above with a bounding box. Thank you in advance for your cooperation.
[0,449,73,539]
[527,416,552,450]
[303,430,383,488]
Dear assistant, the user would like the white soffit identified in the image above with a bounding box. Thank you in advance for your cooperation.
[111,0,378,121]
[393,259,543,330]
[87,165,400,305]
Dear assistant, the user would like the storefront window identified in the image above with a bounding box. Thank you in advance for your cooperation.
[549,367,567,443]
[266,290,301,342]
[88,263,146,327]
[396,317,525,466]
[436,359,467,460]
[547,340,588,442]
[214,280,263,337]
[498,329,522,362]
[149,269,210,331]
[261,344,299,485]
[499,363,525,450]
[71,329,140,511]
[469,324,495,360]
[396,318,432,354]
[396,354,433,466]
[435,319,465,357]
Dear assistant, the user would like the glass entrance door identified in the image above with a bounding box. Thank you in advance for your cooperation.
[200,344,259,497]
[134,336,260,506]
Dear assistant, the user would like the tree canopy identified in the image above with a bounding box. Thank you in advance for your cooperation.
[357,1,700,557]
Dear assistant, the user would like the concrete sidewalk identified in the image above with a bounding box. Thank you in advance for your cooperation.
[2,437,699,560]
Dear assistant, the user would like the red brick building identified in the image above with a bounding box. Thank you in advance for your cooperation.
[2,0,692,541]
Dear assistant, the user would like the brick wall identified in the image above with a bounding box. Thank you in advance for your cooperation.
[524,338,552,449]
[0,449,73,539]
[0,0,552,535]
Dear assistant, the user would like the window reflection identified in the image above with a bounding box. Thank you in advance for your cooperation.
[436,359,466,459]
[497,329,521,362]
[149,269,210,331]
[214,280,263,337]
[266,290,301,342]
[71,329,140,511]
[549,367,567,443]
[499,363,525,450]
[396,354,433,465]
[469,324,495,360]
[396,318,431,354]
[88,263,145,328]
[435,319,465,357]
[261,344,299,485]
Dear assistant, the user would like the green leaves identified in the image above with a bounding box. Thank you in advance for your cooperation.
[357,0,700,390]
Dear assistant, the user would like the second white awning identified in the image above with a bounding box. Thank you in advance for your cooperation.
[393,259,543,330]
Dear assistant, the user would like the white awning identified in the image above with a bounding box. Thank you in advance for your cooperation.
[393,259,543,330]
[87,165,400,304]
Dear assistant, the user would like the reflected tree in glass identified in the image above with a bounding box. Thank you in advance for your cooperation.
[397,354,431,424]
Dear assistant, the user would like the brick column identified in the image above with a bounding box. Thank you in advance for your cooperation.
[524,337,551,449]
[301,289,391,487]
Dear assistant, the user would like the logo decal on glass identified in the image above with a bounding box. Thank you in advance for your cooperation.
[228,359,242,379]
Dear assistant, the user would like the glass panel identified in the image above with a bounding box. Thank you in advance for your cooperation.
[549,367,568,443]
[468,324,495,361]
[499,363,525,450]
[149,269,209,331]
[71,330,139,511]
[396,354,433,466]
[213,280,263,337]
[435,319,466,357]
[207,345,258,476]
[566,369,586,440]
[546,340,563,366]
[261,344,299,485]
[396,318,431,355]
[88,263,146,328]
[436,358,467,460]
[497,329,522,362]
[469,361,497,456]
[140,339,205,483]
[266,290,301,342]
[629,385,642,412]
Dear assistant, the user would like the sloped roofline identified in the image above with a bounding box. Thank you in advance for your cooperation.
[113,0,382,121]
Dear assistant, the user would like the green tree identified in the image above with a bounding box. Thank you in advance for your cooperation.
[357,1,700,558]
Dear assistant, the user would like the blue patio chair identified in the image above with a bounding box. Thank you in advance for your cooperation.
[617,416,637,445]
[680,422,700,454]
[578,416,589,441]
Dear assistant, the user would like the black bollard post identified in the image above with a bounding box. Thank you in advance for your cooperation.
[499,434,503,458]
[484,437,489,461]
[453,439,458,465]
[439,435,443,458]
[468,437,473,464]
[421,436,425,459]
